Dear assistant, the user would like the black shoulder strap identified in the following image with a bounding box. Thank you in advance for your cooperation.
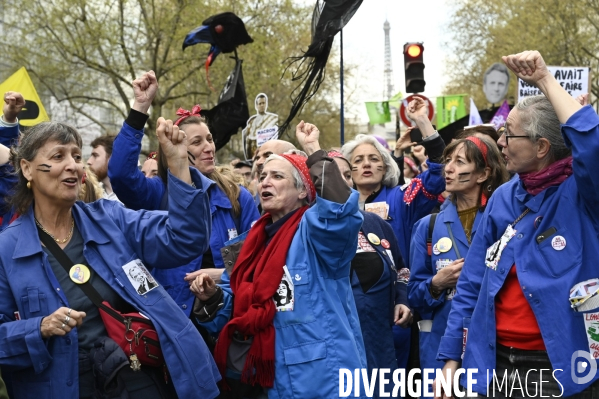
[36,224,104,308]
[427,213,438,256]
[444,221,462,259]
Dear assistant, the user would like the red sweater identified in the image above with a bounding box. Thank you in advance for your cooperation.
[495,265,546,350]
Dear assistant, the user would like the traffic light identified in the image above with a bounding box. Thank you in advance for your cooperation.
[404,43,425,93]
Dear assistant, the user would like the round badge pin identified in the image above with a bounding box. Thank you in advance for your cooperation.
[432,244,441,256]
[551,235,566,251]
[381,239,390,249]
[437,237,453,253]
[367,233,381,246]
[69,264,90,284]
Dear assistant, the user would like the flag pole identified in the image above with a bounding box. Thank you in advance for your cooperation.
[340,29,345,146]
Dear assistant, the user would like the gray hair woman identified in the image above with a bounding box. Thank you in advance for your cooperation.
[342,134,401,188]
[501,95,571,172]
[190,122,366,398]
[436,50,599,398]
[341,123,445,260]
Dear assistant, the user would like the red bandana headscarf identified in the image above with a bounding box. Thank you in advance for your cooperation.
[328,150,351,169]
[280,153,316,203]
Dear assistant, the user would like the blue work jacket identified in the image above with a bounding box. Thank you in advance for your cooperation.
[152,184,258,314]
[0,169,221,399]
[438,106,599,396]
[108,122,259,315]
[370,162,445,266]
[0,121,18,148]
[408,201,482,373]
[204,191,368,398]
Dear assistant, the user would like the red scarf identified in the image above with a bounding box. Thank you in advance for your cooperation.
[214,206,308,388]
[519,156,573,195]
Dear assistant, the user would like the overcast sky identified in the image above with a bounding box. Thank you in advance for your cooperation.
[325,0,453,122]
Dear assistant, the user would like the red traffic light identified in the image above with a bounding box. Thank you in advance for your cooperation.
[403,42,425,93]
[406,44,421,58]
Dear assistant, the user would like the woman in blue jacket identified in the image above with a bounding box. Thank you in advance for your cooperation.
[408,134,508,390]
[108,74,259,316]
[191,124,367,398]
[328,148,410,396]
[436,51,599,398]
[0,98,220,398]
[340,128,445,262]
[341,97,446,371]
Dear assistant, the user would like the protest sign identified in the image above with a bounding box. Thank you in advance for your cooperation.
[256,126,278,147]
[518,66,590,100]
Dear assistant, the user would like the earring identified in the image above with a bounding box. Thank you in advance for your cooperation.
[82,172,87,185]
[27,181,31,189]
[487,184,492,192]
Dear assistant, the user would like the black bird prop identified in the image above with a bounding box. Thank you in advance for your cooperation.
[182,12,253,150]
[183,11,253,70]
[278,0,363,135]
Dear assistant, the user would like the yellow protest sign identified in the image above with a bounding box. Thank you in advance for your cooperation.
[0,67,49,126]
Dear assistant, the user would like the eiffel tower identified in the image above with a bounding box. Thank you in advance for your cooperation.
[383,19,395,101]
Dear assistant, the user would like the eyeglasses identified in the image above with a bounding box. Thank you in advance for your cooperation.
[497,125,530,146]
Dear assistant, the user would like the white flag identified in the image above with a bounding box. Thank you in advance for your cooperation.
[469,99,483,125]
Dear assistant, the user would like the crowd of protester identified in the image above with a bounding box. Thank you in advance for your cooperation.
[0,50,598,399]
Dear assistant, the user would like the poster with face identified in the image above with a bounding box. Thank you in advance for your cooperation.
[482,63,510,104]
[273,265,294,311]
[122,259,158,295]
[241,93,279,160]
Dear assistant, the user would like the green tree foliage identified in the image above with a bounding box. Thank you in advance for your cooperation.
[444,0,595,110]
[1,0,355,157]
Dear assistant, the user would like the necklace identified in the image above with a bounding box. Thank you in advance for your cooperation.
[35,218,74,244]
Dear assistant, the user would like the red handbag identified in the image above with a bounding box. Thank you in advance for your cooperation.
[98,301,164,370]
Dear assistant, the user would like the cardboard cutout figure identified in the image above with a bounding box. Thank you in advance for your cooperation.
[242,93,278,160]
